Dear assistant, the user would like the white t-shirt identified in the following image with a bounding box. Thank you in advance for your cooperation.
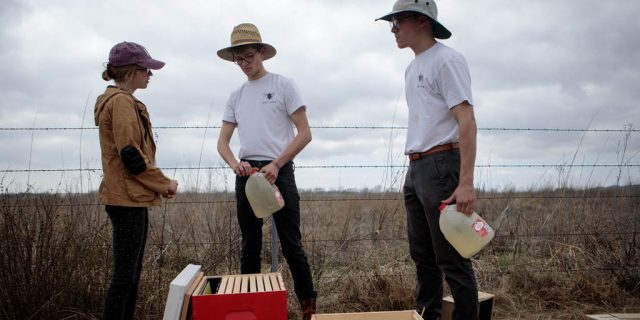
[223,72,306,160]
[404,42,473,154]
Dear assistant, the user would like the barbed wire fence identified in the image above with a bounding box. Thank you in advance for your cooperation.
[1,125,638,131]
[1,124,639,227]
[2,125,639,187]
[1,124,639,314]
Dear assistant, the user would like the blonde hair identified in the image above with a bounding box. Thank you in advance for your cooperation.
[101,63,138,83]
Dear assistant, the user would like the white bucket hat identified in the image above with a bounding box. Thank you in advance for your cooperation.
[217,23,277,61]
[376,0,452,39]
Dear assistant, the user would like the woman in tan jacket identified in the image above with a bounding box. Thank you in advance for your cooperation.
[95,41,178,320]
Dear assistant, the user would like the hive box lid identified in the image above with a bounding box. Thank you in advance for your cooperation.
[311,310,423,320]
[163,264,203,320]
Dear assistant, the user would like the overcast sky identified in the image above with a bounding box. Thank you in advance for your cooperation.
[0,0,639,193]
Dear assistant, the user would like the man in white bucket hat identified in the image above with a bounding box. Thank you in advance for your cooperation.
[216,23,317,320]
[377,1,479,319]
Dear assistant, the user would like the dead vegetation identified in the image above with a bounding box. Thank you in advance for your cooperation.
[0,186,638,319]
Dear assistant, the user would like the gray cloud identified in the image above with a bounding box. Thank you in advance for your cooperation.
[0,0,638,192]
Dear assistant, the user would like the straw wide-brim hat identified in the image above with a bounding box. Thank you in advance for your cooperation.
[217,23,277,61]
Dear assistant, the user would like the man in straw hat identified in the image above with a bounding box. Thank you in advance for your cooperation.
[377,1,479,319]
[216,23,317,319]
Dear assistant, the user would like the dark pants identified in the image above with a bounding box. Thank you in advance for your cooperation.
[403,150,478,320]
[103,205,149,320]
[236,160,316,300]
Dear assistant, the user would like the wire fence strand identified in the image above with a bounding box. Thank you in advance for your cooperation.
[2,193,639,209]
[0,126,638,132]
[2,163,638,173]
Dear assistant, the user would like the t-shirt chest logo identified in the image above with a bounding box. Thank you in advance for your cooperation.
[263,92,277,104]
[417,73,427,89]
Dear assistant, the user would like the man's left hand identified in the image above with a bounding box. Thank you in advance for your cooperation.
[442,183,476,216]
[261,163,279,184]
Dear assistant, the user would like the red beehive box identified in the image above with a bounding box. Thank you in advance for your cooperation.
[190,272,287,320]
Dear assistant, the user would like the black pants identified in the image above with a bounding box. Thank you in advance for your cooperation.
[103,205,149,320]
[236,160,316,300]
[403,150,478,320]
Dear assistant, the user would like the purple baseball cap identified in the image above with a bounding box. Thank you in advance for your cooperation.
[108,41,165,69]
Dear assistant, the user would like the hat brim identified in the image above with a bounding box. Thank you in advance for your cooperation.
[376,10,452,39]
[137,58,165,70]
[217,42,277,62]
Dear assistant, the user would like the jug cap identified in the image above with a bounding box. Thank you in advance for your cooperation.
[250,167,258,174]
[438,203,449,211]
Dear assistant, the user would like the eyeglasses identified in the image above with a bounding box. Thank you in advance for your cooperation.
[136,67,152,76]
[232,50,258,65]
[389,15,418,30]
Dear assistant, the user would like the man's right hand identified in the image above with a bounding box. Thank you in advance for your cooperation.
[233,161,253,176]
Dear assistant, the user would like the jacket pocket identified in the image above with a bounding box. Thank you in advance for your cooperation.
[124,177,156,202]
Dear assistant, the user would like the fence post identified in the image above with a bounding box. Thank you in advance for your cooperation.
[271,216,279,272]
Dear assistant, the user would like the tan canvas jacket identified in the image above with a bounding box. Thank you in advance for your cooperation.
[94,86,171,207]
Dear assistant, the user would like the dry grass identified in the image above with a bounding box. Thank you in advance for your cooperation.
[0,186,639,319]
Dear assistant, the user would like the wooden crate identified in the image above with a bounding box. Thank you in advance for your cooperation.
[190,272,287,320]
[441,291,494,320]
[586,314,640,319]
[311,310,423,320]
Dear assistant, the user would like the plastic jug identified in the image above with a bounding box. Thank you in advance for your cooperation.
[245,168,285,218]
[438,203,494,258]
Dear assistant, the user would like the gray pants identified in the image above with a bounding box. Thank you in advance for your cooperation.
[403,150,478,320]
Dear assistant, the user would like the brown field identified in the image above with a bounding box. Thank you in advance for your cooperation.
[1,187,639,319]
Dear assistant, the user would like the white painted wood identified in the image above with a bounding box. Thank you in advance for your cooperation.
[162,264,202,320]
